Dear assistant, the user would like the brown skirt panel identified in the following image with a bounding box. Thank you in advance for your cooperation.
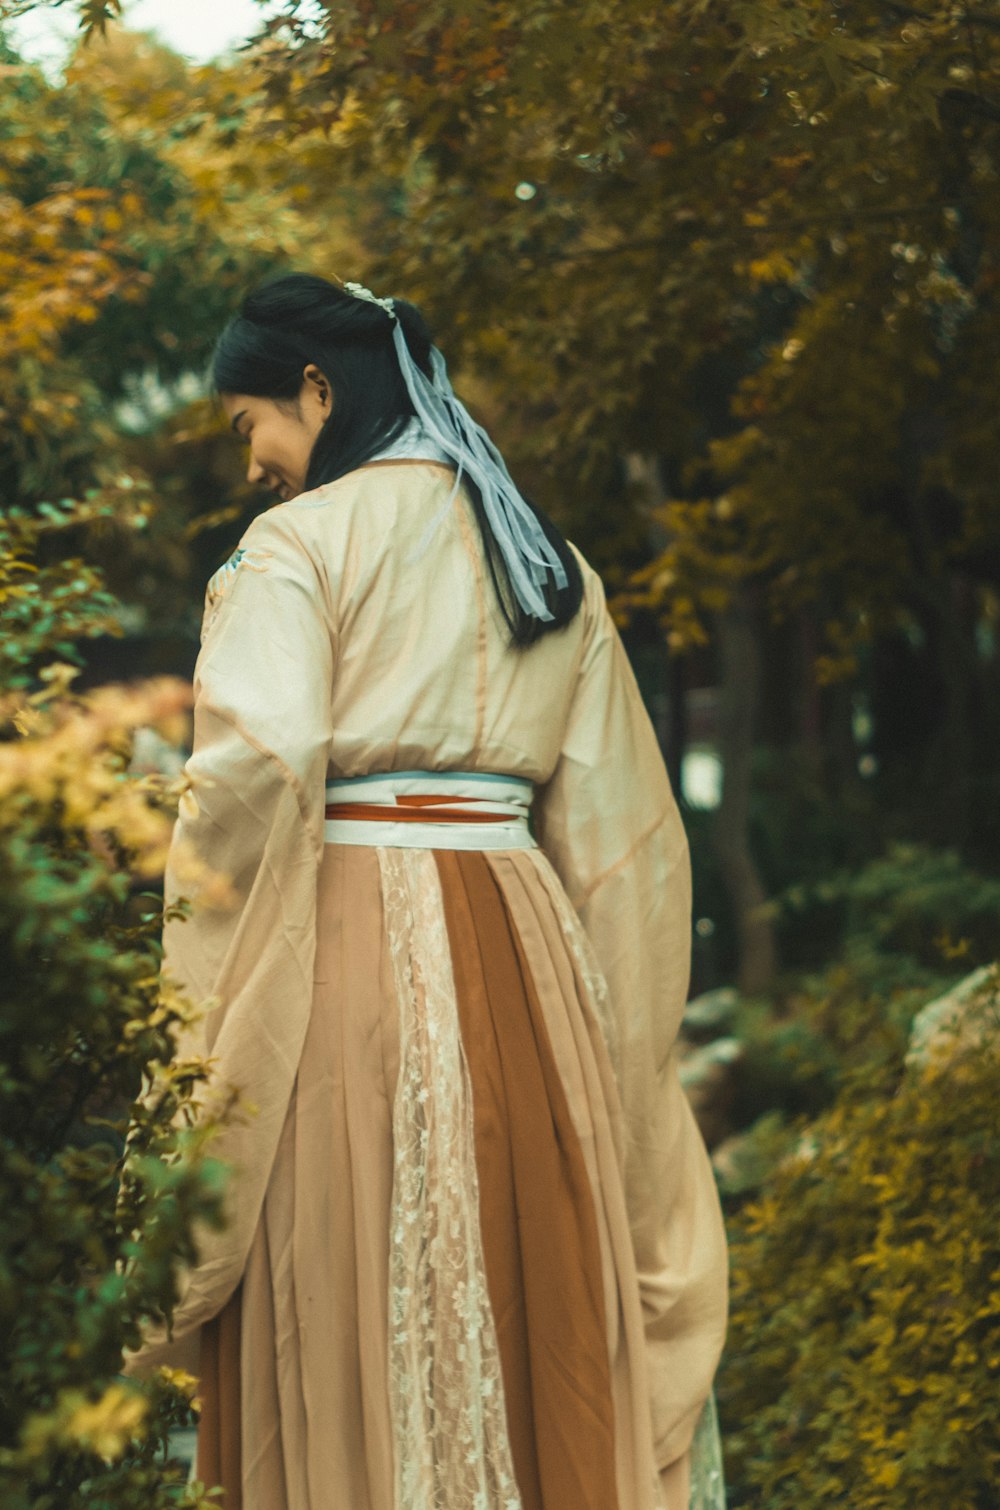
[196,1281,242,1509]
[434,849,620,1510]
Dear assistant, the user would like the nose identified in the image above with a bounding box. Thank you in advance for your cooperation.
[246,454,265,485]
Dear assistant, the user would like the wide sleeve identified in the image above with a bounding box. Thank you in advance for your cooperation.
[122,505,335,1377]
[534,558,728,1471]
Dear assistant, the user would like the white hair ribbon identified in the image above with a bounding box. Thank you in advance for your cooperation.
[343,281,567,621]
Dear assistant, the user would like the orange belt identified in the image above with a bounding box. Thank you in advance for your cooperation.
[325,793,512,825]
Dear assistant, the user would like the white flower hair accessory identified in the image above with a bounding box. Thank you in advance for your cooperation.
[343,280,396,317]
[341,277,566,621]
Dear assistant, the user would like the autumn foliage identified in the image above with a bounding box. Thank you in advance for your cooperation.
[720,983,1000,1508]
[0,501,234,1506]
[1,1,999,1503]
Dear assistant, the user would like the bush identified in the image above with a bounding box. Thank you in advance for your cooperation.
[721,842,1000,1140]
[0,502,228,1508]
[718,976,1000,1509]
[780,842,1000,994]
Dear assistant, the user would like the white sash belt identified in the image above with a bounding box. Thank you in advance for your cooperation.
[323,770,537,850]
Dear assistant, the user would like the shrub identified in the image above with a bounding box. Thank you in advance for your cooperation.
[721,843,1000,1141]
[718,977,1000,1509]
[779,842,1000,998]
[0,502,228,1508]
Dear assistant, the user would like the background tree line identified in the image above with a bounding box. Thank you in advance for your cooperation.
[7,0,1000,988]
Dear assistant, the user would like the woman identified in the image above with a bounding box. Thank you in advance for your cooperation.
[123,274,728,1510]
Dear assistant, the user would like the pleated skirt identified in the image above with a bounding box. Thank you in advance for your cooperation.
[196,843,692,1510]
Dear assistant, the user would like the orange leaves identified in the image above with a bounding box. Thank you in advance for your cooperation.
[0,186,147,362]
[75,0,125,40]
[431,40,507,85]
[746,251,799,284]
[0,675,192,879]
[1,21,345,509]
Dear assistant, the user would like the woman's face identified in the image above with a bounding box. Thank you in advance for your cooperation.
[221,365,331,502]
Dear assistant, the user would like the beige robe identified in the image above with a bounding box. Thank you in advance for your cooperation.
[123,460,728,1510]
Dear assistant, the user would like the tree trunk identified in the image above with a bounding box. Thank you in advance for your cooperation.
[713,585,778,993]
[927,572,975,846]
[798,609,823,776]
[623,450,687,790]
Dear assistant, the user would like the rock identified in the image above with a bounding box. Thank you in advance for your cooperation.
[712,1116,818,1197]
[683,987,739,1042]
[711,1127,765,1195]
[129,725,187,777]
[168,1426,197,1482]
[906,966,999,1070]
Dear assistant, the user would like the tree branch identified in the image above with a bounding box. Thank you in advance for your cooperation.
[879,1,1000,36]
[546,203,961,262]
[941,85,1000,120]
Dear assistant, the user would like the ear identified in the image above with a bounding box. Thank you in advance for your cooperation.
[302,364,331,413]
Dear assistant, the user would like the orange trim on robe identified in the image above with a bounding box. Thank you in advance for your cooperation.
[325,799,512,824]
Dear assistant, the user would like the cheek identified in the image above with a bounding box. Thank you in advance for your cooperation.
[257,417,314,485]
[255,423,291,468]
[269,418,306,458]
[286,423,318,474]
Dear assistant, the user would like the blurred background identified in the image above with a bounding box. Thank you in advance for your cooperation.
[2,2,998,1505]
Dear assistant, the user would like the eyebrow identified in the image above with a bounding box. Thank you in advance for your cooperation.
[230,409,248,434]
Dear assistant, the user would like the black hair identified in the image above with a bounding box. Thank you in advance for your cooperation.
[211,273,583,647]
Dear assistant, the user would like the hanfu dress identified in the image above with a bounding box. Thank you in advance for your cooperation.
[123,429,729,1510]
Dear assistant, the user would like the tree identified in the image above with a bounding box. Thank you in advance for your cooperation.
[0,20,369,677]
